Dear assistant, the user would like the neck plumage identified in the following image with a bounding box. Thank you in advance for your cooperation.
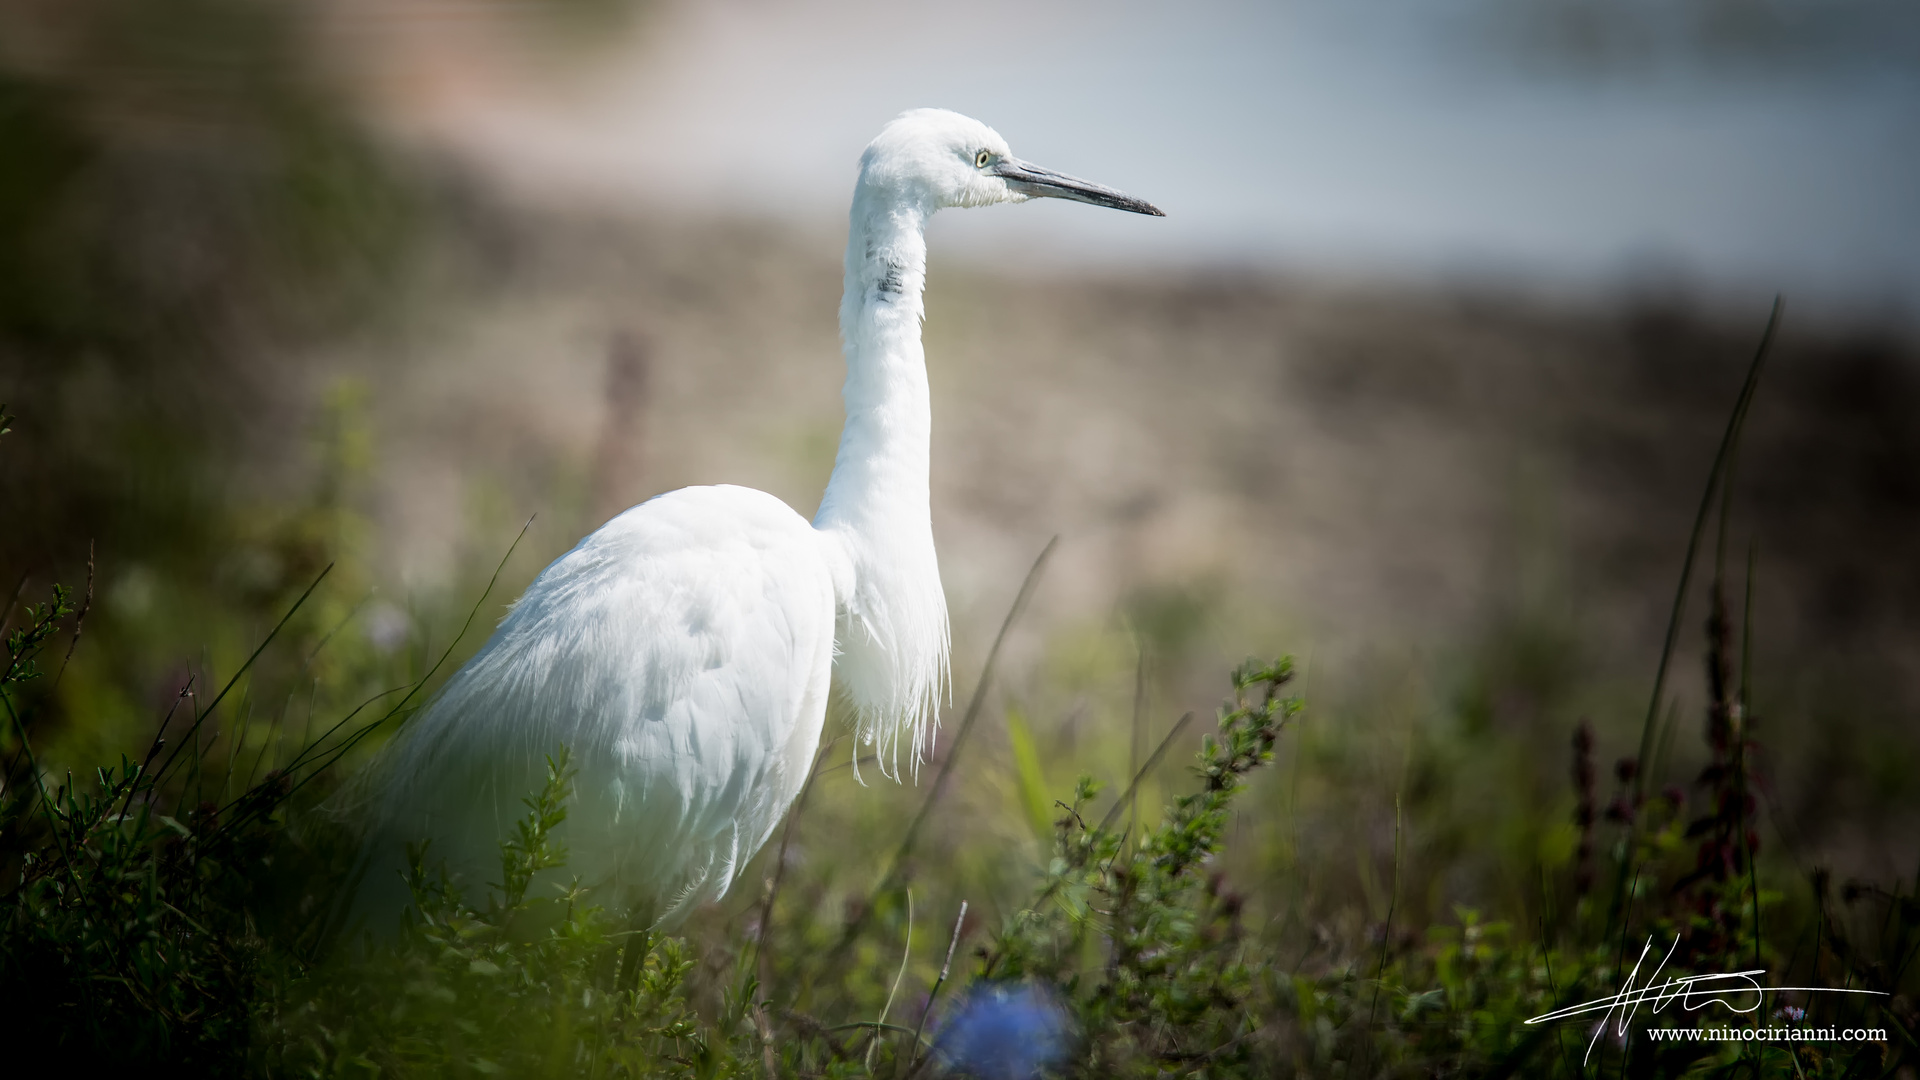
[812,187,949,778]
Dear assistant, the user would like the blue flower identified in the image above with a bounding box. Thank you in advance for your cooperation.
[936,982,1072,1080]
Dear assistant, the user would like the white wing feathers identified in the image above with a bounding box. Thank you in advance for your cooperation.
[365,485,837,925]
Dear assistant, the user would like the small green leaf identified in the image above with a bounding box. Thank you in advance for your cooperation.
[1005,706,1055,846]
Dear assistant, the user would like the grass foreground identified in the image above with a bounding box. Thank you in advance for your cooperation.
[2,337,1917,1077]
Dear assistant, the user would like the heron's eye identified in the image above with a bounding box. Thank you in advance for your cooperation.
[974,149,992,169]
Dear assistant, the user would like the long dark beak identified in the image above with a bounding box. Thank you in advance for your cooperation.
[991,157,1165,217]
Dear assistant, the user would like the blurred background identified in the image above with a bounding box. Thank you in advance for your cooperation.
[2,0,1917,935]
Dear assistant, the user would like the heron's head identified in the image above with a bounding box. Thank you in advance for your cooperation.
[858,108,1163,217]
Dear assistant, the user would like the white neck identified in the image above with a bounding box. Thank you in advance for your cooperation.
[812,184,949,778]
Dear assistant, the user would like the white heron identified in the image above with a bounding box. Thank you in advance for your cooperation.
[359,109,1162,927]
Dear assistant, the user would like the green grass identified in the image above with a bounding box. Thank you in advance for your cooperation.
[2,331,1917,1078]
[2,564,1912,1076]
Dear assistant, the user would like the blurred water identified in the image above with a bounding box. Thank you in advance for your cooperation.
[378,0,1920,316]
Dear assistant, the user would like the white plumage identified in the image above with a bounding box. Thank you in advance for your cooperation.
[359,109,1161,926]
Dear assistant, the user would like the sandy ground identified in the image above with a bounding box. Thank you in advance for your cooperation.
[347,211,1911,646]
[319,204,1920,869]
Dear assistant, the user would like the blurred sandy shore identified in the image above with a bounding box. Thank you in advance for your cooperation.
[342,208,1917,694]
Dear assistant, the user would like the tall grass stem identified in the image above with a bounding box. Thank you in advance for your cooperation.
[1617,297,1779,929]
[902,900,967,1079]
[868,888,912,1070]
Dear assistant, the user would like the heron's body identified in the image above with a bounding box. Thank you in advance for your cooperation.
[360,109,1160,925]
[379,487,838,919]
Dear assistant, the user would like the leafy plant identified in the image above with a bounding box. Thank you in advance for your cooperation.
[974,658,1299,1076]
[266,749,748,1078]
[0,574,350,1072]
